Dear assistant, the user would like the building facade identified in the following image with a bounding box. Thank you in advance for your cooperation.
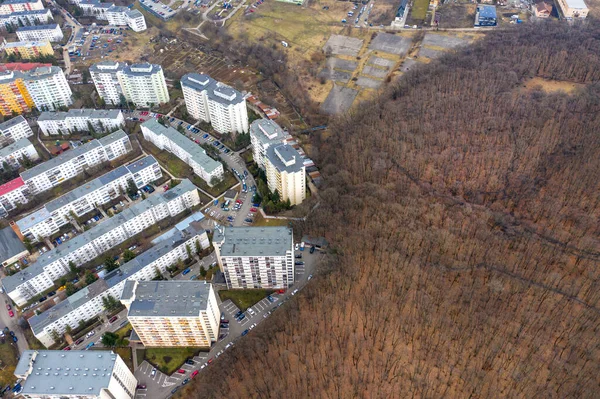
[89,60,126,105]
[556,0,588,18]
[22,66,72,111]
[5,179,201,306]
[117,63,169,107]
[265,144,306,206]
[122,280,220,348]
[0,137,38,169]
[249,119,290,170]
[14,350,137,399]
[0,70,34,115]
[2,40,53,59]
[105,6,146,31]
[16,24,63,42]
[0,0,44,16]
[0,9,53,27]
[0,177,30,217]
[28,219,209,346]
[141,119,224,185]
[213,226,295,289]
[0,115,34,141]
[37,108,125,135]
[181,73,248,134]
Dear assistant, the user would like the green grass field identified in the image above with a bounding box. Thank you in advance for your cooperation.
[410,0,431,21]
[145,347,204,374]
[0,342,18,388]
[219,289,274,311]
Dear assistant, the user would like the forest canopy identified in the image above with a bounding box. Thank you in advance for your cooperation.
[184,22,600,398]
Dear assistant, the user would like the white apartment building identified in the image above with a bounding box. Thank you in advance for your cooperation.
[79,0,112,19]
[15,155,158,243]
[0,138,38,169]
[0,177,30,217]
[0,115,34,141]
[29,222,209,347]
[98,129,132,161]
[265,144,306,206]
[213,226,294,289]
[16,24,63,42]
[22,66,72,112]
[0,9,53,26]
[105,6,146,31]
[0,0,44,15]
[117,63,169,107]
[249,119,290,170]
[141,118,224,186]
[5,179,201,306]
[181,73,248,135]
[89,60,126,105]
[122,280,219,348]
[15,350,137,399]
[37,108,125,135]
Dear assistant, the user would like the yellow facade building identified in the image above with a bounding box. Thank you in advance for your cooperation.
[3,40,53,59]
[0,71,34,116]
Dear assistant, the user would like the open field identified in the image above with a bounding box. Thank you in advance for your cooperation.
[0,343,18,388]
[522,77,585,94]
[145,347,203,374]
[219,289,274,311]
[409,0,431,22]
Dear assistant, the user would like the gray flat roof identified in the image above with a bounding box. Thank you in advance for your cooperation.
[0,115,27,131]
[15,350,118,396]
[20,140,103,181]
[121,63,162,77]
[214,226,292,257]
[17,24,59,32]
[181,73,244,106]
[128,280,212,317]
[126,9,143,18]
[565,0,587,8]
[142,119,222,174]
[6,9,50,16]
[97,129,127,147]
[250,119,288,148]
[89,61,125,73]
[38,109,122,122]
[22,66,63,82]
[0,138,32,158]
[126,155,157,175]
[0,227,26,263]
[15,207,51,232]
[265,144,304,174]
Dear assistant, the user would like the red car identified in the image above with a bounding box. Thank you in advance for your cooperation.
[6,304,11,311]
[8,310,14,317]
[191,370,198,378]
[177,369,186,374]
[194,139,199,144]
[235,199,242,204]
[250,207,257,212]
[276,289,286,294]
[109,316,118,323]
[207,358,213,364]
[63,346,71,351]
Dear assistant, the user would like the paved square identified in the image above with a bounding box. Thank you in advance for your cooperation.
[368,56,396,69]
[356,76,383,89]
[400,58,421,72]
[323,34,364,57]
[320,85,359,114]
[318,68,351,83]
[422,33,470,49]
[368,33,412,55]
[418,47,445,59]
[362,65,388,79]
[326,57,358,71]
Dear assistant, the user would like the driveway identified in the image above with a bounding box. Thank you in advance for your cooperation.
[0,292,28,354]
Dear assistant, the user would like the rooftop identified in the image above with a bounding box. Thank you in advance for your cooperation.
[0,226,26,264]
[14,350,120,396]
[0,176,25,197]
[214,226,293,257]
[266,144,304,174]
[17,24,59,32]
[97,129,128,147]
[478,4,497,18]
[89,60,125,73]
[181,73,245,106]
[126,154,157,175]
[565,0,588,8]
[38,108,122,122]
[20,140,103,182]
[0,115,28,131]
[126,9,143,18]
[0,138,32,159]
[250,119,289,149]
[3,0,40,4]
[141,119,222,174]
[121,63,162,77]
[3,40,49,49]
[127,280,213,318]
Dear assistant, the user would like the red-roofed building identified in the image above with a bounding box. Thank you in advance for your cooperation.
[0,176,30,217]
[0,63,51,72]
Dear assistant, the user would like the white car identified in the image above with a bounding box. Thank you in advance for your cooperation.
[294,244,299,251]
[201,364,206,369]
[86,331,95,338]
[292,289,299,296]
[248,308,255,315]
[151,368,157,377]
[249,323,256,330]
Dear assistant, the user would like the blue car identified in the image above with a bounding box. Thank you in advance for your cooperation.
[86,342,94,349]
[241,329,249,336]
[203,134,209,139]
[182,268,191,275]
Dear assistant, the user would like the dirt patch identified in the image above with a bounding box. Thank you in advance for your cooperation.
[436,4,477,28]
[522,77,585,94]
[318,68,352,83]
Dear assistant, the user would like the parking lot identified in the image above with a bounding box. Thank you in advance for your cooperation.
[70,26,127,63]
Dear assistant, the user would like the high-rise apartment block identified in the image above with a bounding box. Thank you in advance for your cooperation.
[213,226,294,289]
[118,63,169,107]
[249,119,290,170]
[121,280,220,348]
[89,61,126,105]
[265,144,306,206]
[181,73,248,134]
[0,115,34,141]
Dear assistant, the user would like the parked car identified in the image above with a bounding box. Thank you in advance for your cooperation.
[136,384,147,389]
[185,359,194,365]
[12,336,17,343]
[191,370,198,378]
[6,305,11,311]
[241,329,249,336]
[85,342,94,349]
[177,369,186,374]
[182,268,191,275]
[247,308,255,315]
[310,245,316,254]
[182,378,190,385]
[292,289,299,296]
[63,346,71,351]
[75,338,84,345]
[221,319,229,324]
[8,310,14,318]
[109,316,118,323]
[151,368,157,377]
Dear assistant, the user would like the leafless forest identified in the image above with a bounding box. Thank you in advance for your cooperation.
[183,23,600,398]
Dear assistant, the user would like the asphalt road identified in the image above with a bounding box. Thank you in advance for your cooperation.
[67,307,130,351]
[0,292,28,355]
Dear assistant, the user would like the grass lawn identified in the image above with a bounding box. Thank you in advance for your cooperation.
[115,347,134,372]
[114,323,132,339]
[239,149,253,164]
[219,289,274,311]
[192,169,238,197]
[0,342,19,388]
[252,212,291,227]
[22,328,45,350]
[145,347,204,374]
[409,0,431,21]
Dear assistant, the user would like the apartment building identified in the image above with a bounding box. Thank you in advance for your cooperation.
[37,108,124,135]
[0,137,38,169]
[117,63,169,107]
[265,144,306,206]
[556,0,588,18]
[105,6,146,31]
[15,350,137,399]
[122,280,220,348]
[0,177,30,217]
[0,115,34,141]
[141,118,224,186]
[0,0,44,15]
[89,60,126,105]
[249,119,290,170]
[0,69,33,115]
[22,66,72,111]
[2,40,53,59]
[181,73,248,134]
[0,225,27,266]
[98,129,132,161]
[79,0,113,19]
[5,179,201,306]
[29,222,209,346]
[15,155,158,242]
[16,24,63,42]
[0,8,53,26]
[213,226,294,289]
